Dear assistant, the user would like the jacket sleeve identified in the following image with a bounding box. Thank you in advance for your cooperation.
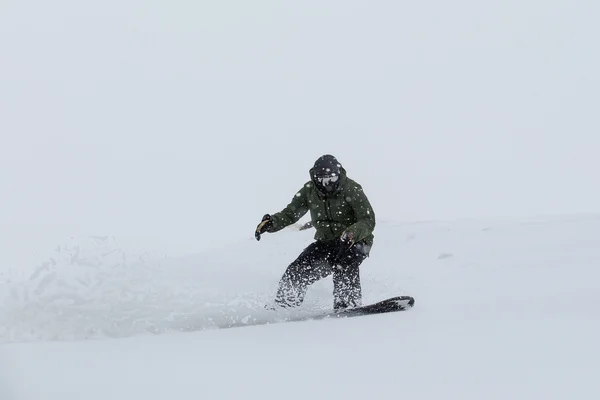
[344,184,376,243]
[268,185,310,232]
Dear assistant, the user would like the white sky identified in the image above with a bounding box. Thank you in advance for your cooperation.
[1,0,599,270]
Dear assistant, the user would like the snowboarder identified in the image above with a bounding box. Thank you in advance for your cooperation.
[255,154,376,310]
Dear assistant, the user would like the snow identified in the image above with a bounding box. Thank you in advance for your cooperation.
[2,215,600,399]
[1,0,600,399]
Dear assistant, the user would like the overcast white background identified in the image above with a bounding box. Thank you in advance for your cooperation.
[1,0,598,273]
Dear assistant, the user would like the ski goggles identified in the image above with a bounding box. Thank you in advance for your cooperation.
[315,174,339,186]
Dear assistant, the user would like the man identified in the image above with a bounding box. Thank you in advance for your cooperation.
[255,154,376,310]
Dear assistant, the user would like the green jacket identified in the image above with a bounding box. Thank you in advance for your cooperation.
[268,167,376,244]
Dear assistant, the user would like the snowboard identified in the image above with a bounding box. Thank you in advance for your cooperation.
[311,295,415,320]
[220,296,415,330]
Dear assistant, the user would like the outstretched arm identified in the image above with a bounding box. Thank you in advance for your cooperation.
[268,186,310,233]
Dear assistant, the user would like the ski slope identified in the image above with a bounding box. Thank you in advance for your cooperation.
[2,1,599,399]
[2,214,599,399]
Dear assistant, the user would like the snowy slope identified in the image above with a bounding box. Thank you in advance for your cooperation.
[2,1,600,399]
[2,214,599,399]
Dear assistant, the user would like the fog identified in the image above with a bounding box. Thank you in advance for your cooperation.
[1,0,598,271]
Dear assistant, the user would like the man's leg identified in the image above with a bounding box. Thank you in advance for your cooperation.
[331,242,371,310]
[274,241,333,308]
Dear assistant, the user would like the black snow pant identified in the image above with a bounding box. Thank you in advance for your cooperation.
[274,240,371,310]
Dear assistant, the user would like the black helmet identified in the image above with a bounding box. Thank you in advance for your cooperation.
[312,154,342,194]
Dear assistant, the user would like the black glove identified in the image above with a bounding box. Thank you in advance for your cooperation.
[334,231,355,264]
[255,214,273,241]
[340,231,355,246]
